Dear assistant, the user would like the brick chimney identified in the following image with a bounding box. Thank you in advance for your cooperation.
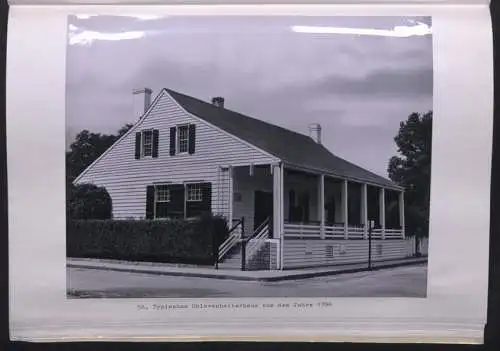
[212,96,225,108]
[308,123,322,144]
[133,88,152,120]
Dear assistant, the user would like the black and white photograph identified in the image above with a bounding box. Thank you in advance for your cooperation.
[65,15,433,299]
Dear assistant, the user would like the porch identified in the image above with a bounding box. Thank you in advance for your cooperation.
[216,162,407,271]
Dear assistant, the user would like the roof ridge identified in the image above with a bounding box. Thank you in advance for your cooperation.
[163,87,399,189]
[164,87,316,142]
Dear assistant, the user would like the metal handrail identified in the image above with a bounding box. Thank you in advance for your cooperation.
[247,217,270,241]
[217,217,244,264]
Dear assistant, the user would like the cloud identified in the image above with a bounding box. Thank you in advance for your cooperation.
[65,15,433,178]
[311,66,433,99]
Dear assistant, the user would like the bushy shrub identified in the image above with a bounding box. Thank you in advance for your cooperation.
[67,215,229,265]
[67,183,112,220]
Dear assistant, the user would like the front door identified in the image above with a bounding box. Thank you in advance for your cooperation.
[254,191,273,233]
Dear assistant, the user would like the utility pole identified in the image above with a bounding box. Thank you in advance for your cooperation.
[368,220,374,270]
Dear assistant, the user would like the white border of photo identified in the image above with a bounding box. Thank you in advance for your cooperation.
[7,2,493,343]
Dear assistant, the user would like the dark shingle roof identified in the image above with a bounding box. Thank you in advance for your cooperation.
[165,88,401,190]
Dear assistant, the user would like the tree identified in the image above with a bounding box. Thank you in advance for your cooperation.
[67,183,112,220]
[66,123,133,184]
[388,111,432,247]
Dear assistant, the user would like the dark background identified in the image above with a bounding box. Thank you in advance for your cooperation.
[1,0,499,350]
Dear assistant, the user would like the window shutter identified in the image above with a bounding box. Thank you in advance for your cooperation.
[188,124,196,154]
[169,127,176,156]
[201,182,212,212]
[152,129,159,158]
[145,185,155,219]
[135,132,142,159]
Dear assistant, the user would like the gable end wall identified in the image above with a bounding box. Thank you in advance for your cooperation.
[75,91,278,219]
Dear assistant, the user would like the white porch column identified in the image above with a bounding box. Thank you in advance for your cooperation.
[361,183,368,239]
[228,166,234,226]
[399,191,405,238]
[342,179,349,239]
[318,174,325,239]
[280,164,284,270]
[272,163,284,269]
[379,188,386,239]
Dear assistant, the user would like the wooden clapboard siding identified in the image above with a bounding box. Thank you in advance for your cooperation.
[232,166,273,235]
[75,91,277,219]
[282,238,415,269]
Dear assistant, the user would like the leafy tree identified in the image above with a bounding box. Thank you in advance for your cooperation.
[67,183,112,220]
[66,123,133,184]
[388,111,432,250]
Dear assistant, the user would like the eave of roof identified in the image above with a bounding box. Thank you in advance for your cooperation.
[164,88,403,191]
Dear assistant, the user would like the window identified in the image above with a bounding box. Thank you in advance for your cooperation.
[154,185,170,218]
[142,130,153,157]
[177,125,189,153]
[186,183,202,202]
[155,185,171,203]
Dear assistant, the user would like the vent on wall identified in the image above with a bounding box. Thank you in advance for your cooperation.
[326,245,334,258]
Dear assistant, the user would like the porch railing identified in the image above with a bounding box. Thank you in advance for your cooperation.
[284,221,403,240]
[217,217,244,266]
[244,218,270,266]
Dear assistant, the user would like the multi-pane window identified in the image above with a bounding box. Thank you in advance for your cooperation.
[154,185,170,219]
[155,185,171,202]
[177,125,189,153]
[142,130,153,157]
[186,183,202,202]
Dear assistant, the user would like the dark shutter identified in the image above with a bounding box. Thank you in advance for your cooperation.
[188,124,196,154]
[169,127,176,156]
[201,182,212,212]
[135,132,142,159]
[186,182,212,218]
[145,185,155,219]
[152,129,159,158]
[169,184,185,219]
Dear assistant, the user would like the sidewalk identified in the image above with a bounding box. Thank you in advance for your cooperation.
[67,256,427,282]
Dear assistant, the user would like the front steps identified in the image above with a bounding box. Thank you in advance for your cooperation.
[217,244,243,270]
[217,241,271,271]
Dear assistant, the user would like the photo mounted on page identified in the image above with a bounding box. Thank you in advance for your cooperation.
[65,15,432,299]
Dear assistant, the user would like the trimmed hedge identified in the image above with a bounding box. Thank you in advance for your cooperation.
[67,214,229,265]
[67,183,112,220]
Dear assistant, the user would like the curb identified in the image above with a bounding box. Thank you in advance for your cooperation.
[68,258,427,282]
[266,258,428,282]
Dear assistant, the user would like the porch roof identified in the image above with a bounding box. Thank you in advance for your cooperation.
[166,88,402,191]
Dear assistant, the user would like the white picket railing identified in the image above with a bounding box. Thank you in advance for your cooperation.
[385,228,404,239]
[371,228,383,239]
[323,225,344,239]
[284,222,403,240]
[246,223,270,262]
[218,221,242,261]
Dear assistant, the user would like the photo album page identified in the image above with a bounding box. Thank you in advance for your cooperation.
[5,0,494,344]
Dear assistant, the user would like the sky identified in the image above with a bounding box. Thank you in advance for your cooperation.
[66,15,433,178]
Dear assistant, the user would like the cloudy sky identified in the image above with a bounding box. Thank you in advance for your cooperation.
[66,15,432,178]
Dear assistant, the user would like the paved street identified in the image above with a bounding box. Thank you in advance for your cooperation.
[67,263,427,298]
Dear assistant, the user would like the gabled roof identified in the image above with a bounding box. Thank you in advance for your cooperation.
[165,88,401,190]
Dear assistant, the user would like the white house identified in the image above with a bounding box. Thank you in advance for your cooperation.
[74,88,423,271]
